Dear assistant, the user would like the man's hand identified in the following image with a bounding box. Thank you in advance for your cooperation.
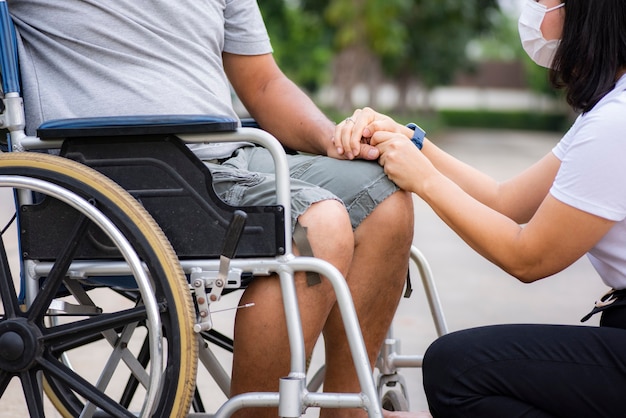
[332,107,404,161]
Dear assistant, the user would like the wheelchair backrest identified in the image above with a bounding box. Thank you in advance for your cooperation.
[0,0,19,96]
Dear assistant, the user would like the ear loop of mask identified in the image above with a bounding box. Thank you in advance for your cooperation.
[545,3,565,13]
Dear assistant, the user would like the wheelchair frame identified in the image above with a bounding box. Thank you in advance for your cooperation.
[0,2,447,416]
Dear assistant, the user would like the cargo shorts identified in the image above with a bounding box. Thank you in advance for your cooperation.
[207,146,399,232]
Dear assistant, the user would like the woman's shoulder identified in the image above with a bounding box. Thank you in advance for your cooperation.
[575,87,626,136]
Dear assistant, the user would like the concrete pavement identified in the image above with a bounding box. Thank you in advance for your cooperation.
[0,128,608,416]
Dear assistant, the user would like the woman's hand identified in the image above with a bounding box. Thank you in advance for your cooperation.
[332,107,405,160]
[370,131,434,194]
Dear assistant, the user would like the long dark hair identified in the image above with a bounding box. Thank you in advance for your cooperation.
[550,0,626,113]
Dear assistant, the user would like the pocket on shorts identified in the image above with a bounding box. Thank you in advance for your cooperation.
[210,167,265,206]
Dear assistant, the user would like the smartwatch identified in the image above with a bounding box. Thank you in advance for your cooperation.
[406,123,426,150]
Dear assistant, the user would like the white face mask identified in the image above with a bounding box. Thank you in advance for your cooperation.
[518,0,564,68]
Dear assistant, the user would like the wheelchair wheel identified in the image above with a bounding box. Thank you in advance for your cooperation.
[0,152,197,417]
[381,387,410,412]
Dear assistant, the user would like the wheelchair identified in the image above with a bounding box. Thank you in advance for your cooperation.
[0,3,447,417]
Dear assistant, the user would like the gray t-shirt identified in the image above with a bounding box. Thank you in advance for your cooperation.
[8,0,273,158]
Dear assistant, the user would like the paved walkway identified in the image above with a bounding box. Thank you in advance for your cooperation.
[0,128,608,416]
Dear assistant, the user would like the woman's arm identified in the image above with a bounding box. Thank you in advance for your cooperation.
[342,108,552,222]
[419,137,557,224]
[360,111,615,282]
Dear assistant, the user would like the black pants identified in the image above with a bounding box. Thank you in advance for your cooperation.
[423,317,626,417]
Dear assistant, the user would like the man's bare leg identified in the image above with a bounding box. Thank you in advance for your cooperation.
[320,191,415,418]
[229,192,422,418]
[230,200,353,417]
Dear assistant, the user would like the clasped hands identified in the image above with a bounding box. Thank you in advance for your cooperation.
[333,107,430,193]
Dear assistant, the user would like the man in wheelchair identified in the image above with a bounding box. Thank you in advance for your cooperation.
[7,1,416,417]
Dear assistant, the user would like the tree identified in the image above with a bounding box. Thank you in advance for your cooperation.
[323,0,410,111]
[386,0,501,112]
[258,0,333,92]
[259,0,502,112]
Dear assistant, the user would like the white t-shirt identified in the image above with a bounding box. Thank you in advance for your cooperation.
[8,0,273,159]
[551,74,626,289]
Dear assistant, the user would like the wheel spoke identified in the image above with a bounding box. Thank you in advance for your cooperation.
[28,214,93,322]
[40,354,135,418]
[119,335,149,408]
[0,369,13,397]
[0,237,21,318]
[91,320,151,398]
[21,369,46,418]
[44,305,149,353]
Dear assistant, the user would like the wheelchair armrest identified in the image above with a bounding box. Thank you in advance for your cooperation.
[37,115,238,139]
[240,117,260,129]
[239,117,297,155]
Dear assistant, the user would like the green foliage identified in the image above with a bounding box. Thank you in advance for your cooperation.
[258,0,333,92]
[261,0,501,93]
[385,0,501,88]
[467,10,520,61]
[324,0,409,59]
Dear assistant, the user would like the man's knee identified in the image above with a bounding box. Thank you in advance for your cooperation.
[296,199,354,272]
[381,190,414,227]
[358,190,414,247]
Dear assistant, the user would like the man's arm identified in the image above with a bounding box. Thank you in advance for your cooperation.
[223,52,336,156]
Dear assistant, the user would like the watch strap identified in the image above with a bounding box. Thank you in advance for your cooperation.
[406,122,425,150]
